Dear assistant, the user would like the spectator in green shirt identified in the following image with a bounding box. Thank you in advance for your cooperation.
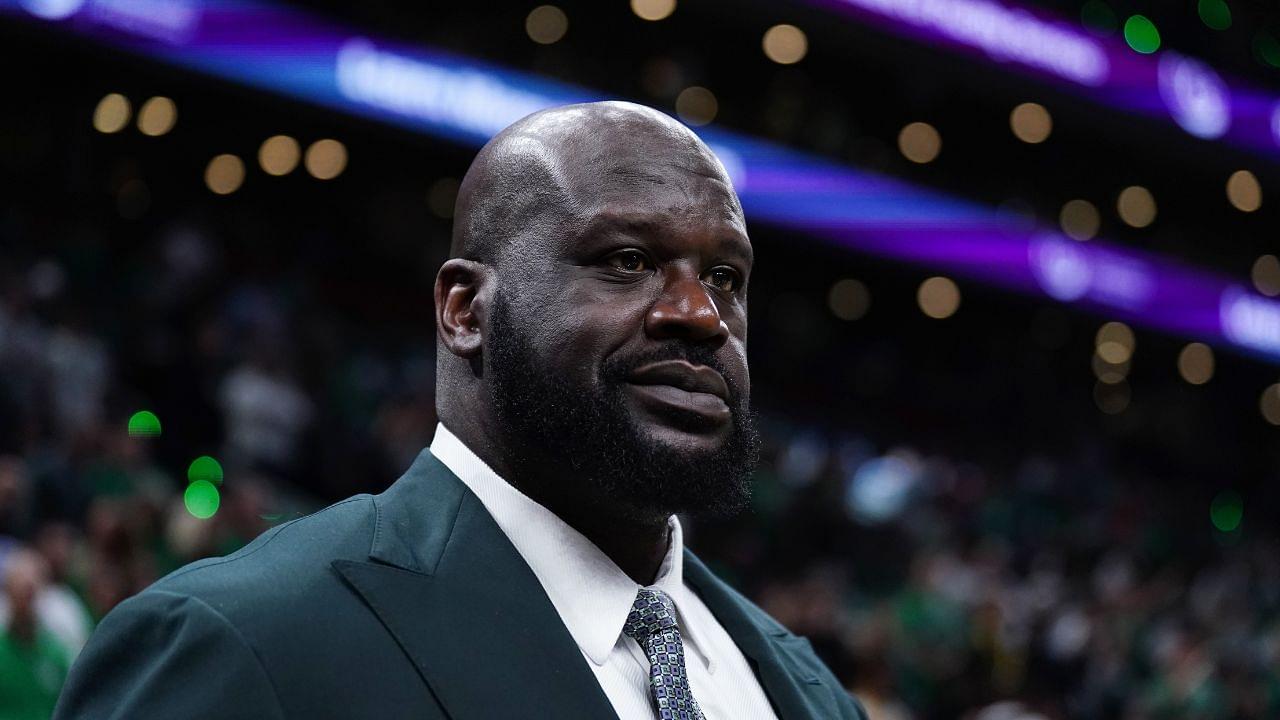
[0,549,71,720]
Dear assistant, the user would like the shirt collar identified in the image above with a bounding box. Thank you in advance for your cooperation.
[428,422,689,666]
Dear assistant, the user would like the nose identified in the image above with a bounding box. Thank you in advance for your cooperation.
[644,267,729,346]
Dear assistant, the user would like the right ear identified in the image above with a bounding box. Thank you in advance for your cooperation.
[435,258,491,359]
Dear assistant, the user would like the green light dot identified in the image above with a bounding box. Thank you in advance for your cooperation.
[1210,490,1243,533]
[187,455,224,485]
[1198,0,1231,31]
[184,480,221,520]
[127,410,161,438]
[1080,0,1118,36]
[1256,32,1280,69]
[1124,15,1161,54]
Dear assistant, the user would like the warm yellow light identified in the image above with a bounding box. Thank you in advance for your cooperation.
[304,139,347,180]
[675,86,717,126]
[917,276,960,319]
[631,0,675,21]
[1252,255,1280,297]
[1177,343,1214,385]
[1226,170,1262,212]
[204,154,245,195]
[1117,185,1156,228]
[1261,384,1280,425]
[898,122,941,164]
[137,96,177,136]
[1010,102,1052,144]
[1059,199,1100,241]
[258,135,301,176]
[526,5,568,44]
[1092,353,1129,384]
[93,93,131,134]
[762,24,808,65]
[1096,341,1130,365]
[828,279,870,321]
[1095,321,1135,353]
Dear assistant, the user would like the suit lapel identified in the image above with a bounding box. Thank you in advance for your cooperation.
[682,551,833,720]
[333,450,618,720]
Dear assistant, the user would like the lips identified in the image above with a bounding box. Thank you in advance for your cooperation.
[625,360,731,426]
[627,360,730,401]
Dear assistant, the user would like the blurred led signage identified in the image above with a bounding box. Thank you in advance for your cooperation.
[813,0,1280,159]
[4,0,1280,363]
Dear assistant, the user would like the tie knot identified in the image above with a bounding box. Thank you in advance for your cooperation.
[623,587,678,640]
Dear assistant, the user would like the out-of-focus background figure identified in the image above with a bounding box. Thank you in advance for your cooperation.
[2,0,1280,718]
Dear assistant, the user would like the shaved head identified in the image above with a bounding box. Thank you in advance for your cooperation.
[450,101,742,270]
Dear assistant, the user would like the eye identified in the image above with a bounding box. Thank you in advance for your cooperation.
[704,266,742,293]
[605,249,650,273]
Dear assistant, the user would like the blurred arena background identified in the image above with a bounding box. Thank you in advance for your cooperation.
[2,0,1280,718]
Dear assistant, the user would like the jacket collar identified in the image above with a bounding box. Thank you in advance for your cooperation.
[334,447,832,719]
[334,448,618,719]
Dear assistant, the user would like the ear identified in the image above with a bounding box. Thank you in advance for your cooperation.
[435,258,492,359]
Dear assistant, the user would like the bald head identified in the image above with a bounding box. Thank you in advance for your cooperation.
[450,101,742,269]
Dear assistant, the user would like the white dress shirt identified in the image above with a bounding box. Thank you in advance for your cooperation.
[430,422,780,720]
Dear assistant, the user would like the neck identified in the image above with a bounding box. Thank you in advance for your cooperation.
[441,413,673,585]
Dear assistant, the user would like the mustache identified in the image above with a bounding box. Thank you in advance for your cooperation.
[601,344,746,404]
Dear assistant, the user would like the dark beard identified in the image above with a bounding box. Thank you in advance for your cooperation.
[485,289,761,522]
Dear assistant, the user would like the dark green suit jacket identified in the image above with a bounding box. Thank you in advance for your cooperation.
[54,448,867,719]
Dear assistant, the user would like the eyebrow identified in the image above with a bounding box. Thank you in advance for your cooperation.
[579,212,754,265]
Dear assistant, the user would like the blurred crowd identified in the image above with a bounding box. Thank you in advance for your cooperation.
[1,218,1278,720]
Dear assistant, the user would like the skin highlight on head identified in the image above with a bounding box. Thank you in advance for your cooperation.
[434,101,759,584]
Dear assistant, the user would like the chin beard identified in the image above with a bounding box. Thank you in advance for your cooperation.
[485,290,761,522]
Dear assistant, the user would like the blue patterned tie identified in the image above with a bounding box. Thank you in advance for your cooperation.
[623,588,705,720]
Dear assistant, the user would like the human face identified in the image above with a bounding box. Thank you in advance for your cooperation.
[485,148,758,518]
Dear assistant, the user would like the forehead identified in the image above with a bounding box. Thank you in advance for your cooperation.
[562,147,749,248]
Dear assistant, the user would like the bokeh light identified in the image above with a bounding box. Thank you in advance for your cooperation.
[126,410,161,438]
[1009,102,1052,144]
[675,86,717,126]
[188,455,224,485]
[1117,185,1156,228]
[631,0,675,22]
[762,24,808,65]
[1261,383,1280,425]
[917,276,960,319]
[259,135,301,176]
[136,96,177,136]
[92,93,130,134]
[204,154,245,195]
[1059,199,1100,241]
[1226,170,1261,212]
[184,480,221,520]
[1198,0,1231,31]
[898,122,941,164]
[1252,255,1280,297]
[1095,321,1135,363]
[828,278,870,321]
[305,139,347,180]
[526,5,568,45]
[1092,352,1129,384]
[1177,343,1214,385]
[1123,15,1160,54]
[1210,490,1243,532]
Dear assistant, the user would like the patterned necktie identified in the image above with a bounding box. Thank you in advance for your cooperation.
[623,587,705,720]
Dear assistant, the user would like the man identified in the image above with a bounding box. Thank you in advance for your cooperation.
[54,102,867,719]
[0,549,72,720]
